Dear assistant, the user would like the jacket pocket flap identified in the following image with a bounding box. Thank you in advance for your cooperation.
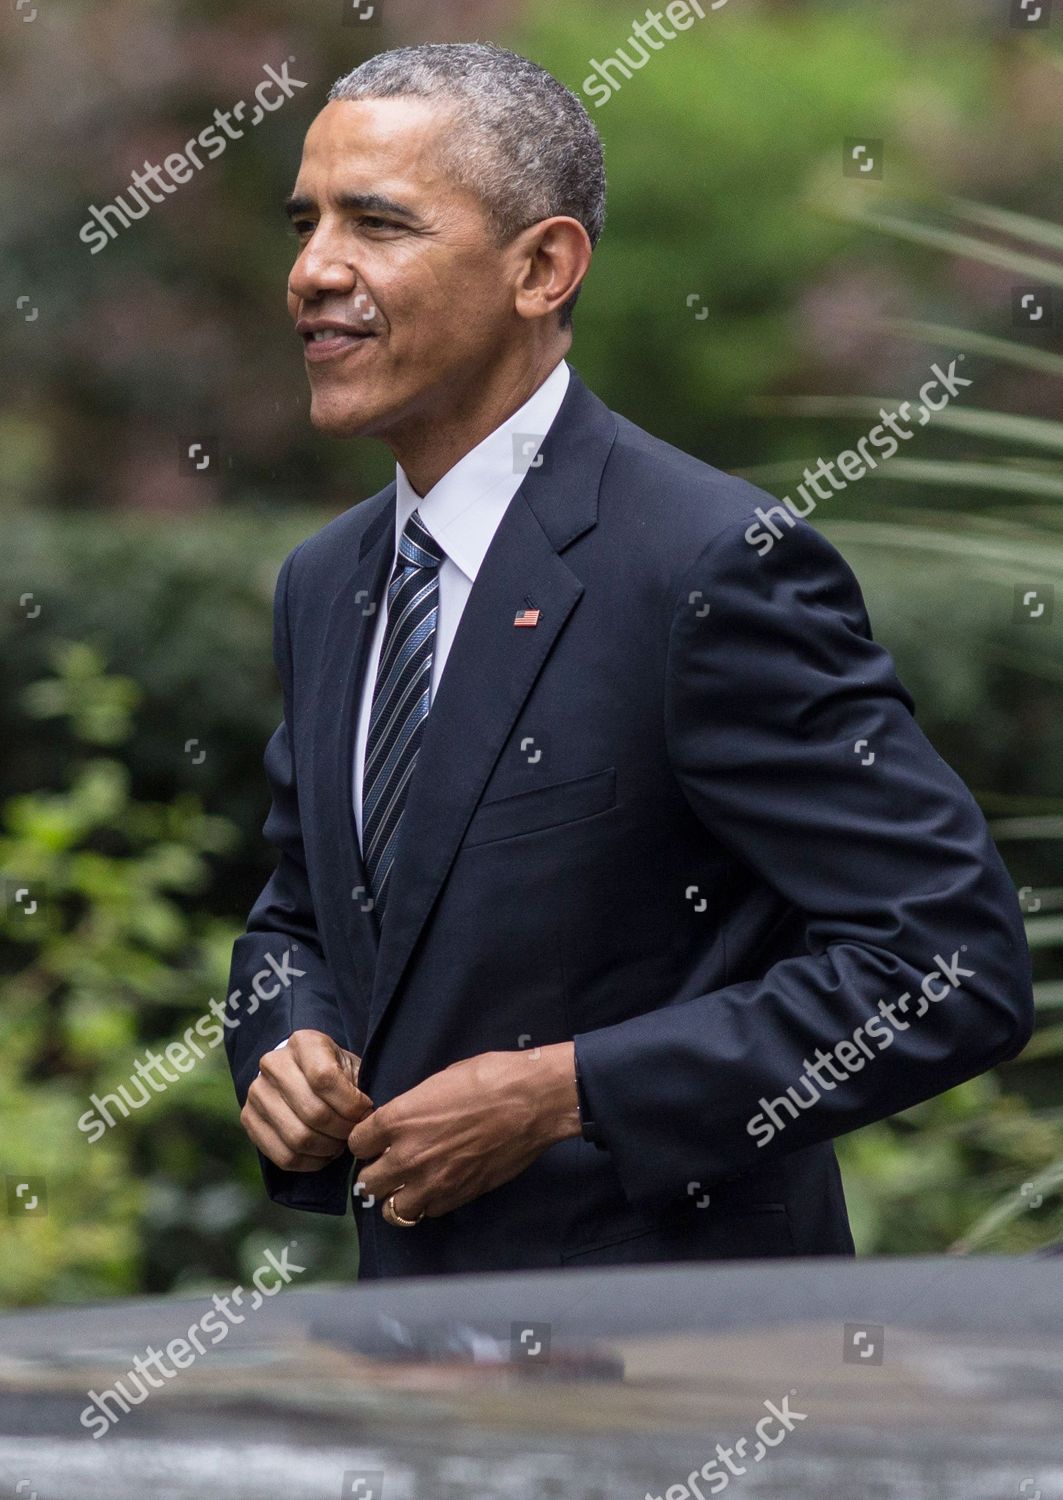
[464,766,617,848]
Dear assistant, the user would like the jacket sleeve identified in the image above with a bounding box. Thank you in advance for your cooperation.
[573,514,1034,1215]
[224,540,355,1215]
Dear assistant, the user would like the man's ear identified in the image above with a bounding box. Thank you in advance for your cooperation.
[512,215,592,323]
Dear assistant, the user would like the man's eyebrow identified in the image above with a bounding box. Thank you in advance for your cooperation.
[283,191,421,222]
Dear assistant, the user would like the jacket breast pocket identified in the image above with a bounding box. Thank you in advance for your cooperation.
[462,766,617,849]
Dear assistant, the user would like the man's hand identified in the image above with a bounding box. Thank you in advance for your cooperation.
[241,1029,374,1172]
[348,1042,581,1222]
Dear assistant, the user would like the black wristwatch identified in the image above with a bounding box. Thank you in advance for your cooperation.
[573,1048,606,1148]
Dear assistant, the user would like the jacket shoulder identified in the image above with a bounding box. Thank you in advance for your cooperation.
[281,483,395,591]
[606,411,785,557]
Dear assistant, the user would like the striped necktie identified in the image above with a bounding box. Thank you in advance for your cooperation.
[362,507,444,922]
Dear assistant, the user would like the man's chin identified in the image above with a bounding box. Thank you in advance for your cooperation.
[307,392,381,439]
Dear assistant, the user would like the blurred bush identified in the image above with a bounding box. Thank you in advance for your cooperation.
[8,1,1059,510]
[0,640,357,1306]
[0,506,322,923]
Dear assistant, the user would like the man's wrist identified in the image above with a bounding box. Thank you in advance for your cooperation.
[527,1042,582,1148]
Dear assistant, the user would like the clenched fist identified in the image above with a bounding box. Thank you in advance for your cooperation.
[241,1029,373,1172]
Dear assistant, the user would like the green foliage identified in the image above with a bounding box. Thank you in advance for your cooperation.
[519,3,994,465]
[838,1075,1063,1255]
[0,644,354,1306]
[0,507,319,876]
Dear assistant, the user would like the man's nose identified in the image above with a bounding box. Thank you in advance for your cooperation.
[288,233,359,303]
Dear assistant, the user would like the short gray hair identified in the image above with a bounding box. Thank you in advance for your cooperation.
[327,42,605,328]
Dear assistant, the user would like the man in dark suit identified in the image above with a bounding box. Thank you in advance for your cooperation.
[225,42,1034,1278]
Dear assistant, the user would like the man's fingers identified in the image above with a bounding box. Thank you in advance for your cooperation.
[389,1185,428,1223]
[246,1077,348,1161]
[240,1094,340,1173]
[348,1108,390,1162]
[355,1147,407,1204]
[287,1030,373,1119]
[258,1047,362,1140]
[355,1159,430,1223]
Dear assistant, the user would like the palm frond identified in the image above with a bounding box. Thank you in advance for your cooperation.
[884,318,1063,378]
[951,1156,1063,1253]
[826,199,1063,287]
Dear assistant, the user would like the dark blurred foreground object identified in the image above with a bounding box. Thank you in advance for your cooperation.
[0,1255,1061,1498]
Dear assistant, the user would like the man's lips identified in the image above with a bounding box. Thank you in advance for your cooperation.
[296,319,380,364]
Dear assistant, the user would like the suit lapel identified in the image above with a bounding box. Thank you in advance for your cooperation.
[312,490,393,1009]
[359,367,619,1060]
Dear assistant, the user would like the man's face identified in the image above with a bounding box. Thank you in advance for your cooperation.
[286,97,521,440]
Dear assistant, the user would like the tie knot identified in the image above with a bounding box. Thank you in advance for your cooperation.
[398,508,444,570]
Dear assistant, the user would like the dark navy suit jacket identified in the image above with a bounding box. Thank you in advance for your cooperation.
[225,366,1034,1278]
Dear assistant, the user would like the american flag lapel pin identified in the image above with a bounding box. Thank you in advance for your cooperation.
[514,601,540,627]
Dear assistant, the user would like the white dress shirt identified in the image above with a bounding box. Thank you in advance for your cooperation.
[351,357,571,851]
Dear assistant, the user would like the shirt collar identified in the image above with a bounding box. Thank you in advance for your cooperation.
[393,358,571,583]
